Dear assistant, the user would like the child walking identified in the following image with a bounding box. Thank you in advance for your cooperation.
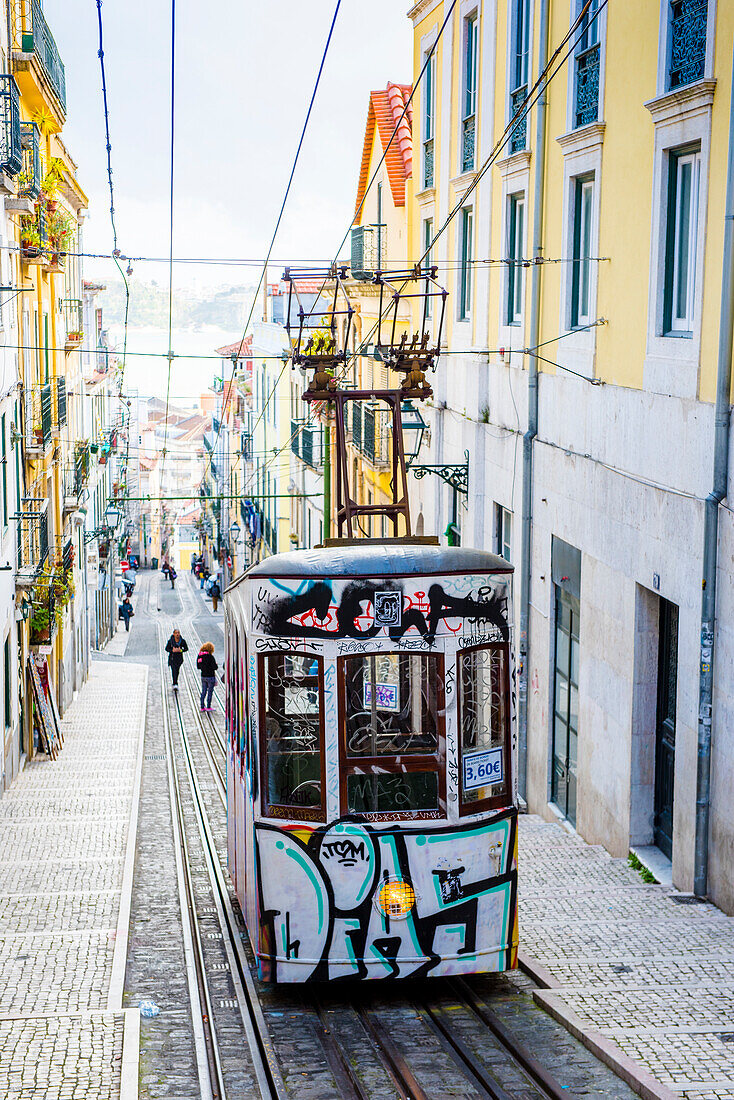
[196,641,218,711]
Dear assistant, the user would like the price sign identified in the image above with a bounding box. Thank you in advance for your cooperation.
[463,747,504,791]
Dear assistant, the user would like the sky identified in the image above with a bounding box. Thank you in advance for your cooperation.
[44,0,413,283]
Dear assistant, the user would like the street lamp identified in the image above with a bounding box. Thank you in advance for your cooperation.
[401,400,427,466]
[104,504,122,531]
[229,520,241,542]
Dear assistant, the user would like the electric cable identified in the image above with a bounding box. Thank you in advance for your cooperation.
[159,0,177,494]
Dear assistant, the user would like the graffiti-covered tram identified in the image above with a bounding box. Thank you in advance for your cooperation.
[224,543,518,983]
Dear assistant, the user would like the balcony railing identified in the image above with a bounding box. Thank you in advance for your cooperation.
[61,298,83,345]
[15,497,49,579]
[0,74,22,177]
[41,380,53,444]
[56,376,66,427]
[574,43,600,128]
[509,86,528,153]
[19,121,40,197]
[669,0,706,90]
[352,401,362,453]
[350,224,386,281]
[20,0,67,113]
[461,114,475,173]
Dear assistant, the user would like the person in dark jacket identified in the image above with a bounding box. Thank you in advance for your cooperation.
[162,561,170,579]
[165,628,188,688]
[169,564,177,589]
[196,641,218,710]
[209,578,221,613]
[120,595,134,631]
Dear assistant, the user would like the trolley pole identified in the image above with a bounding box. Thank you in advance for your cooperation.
[323,412,331,541]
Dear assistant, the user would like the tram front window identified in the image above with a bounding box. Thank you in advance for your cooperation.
[342,653,444,816]
[261,654,324,819]
[459,645,510,812]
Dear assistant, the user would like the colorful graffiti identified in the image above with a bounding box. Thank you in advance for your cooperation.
[255,812,517,983]
[257,577,510,645]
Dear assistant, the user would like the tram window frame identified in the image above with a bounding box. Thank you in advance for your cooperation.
[337,651,446,821]
[457,643,512,816]
[258,653,326,823]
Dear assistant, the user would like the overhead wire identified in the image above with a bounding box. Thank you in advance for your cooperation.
[159,0,177,493]
[233,0,606,511]
[201,0,343,494]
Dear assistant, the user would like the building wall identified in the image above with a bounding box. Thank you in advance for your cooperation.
[408,0,734,908]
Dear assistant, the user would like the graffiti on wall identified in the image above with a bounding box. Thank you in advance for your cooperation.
[255,811,517,983]
[256,576,510,645]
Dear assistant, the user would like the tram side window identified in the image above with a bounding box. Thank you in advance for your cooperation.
[342,653,444,816]
[260,654,324,820]
[459,645,511,813]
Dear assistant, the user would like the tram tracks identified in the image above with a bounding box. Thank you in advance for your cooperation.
[158,622,287,1100]
[154,576,610,1100]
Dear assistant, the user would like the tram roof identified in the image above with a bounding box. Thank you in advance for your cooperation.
[228,542,512,589]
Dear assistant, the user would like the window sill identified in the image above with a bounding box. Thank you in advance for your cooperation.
[645,80,716,125]
[660,329,693,340]
[450,169,476,189]
[415,186,436,203]
[496,149,531,177]
[556,121,605,156]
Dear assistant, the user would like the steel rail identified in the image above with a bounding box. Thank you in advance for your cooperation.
[452,979,573,1100]
[164,619,287,1100]
[158,632,227,1100]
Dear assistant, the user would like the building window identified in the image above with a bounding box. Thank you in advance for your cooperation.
[506,193,525,325]
[3,636,10,730]
[551,587,580,826]
[462,14,478,173]
[423,217,433,316]
[494,503,512,562]
[423,50,435,188]
[340,653,445,818]
[458,645,512,814]
[260,653,325,821]
[663,147,700,335]
[1,414,6,529]
[570,177,594,328]
[509,0,530,153]
[667,0,707,91]
[458,207,473,320]
[573,0,600,128]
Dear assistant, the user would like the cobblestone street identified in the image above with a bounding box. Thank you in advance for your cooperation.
[0,660,147,1100]
[519,815,734,1099]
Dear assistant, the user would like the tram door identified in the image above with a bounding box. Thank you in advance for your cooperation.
[654,599,678,860]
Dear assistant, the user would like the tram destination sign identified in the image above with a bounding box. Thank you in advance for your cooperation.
[463,747,504,791]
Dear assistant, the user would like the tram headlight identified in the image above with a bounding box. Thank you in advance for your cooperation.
[376,878,416,920]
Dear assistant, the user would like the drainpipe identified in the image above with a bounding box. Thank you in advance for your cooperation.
[518,0,550,801]
[694,49,734,898]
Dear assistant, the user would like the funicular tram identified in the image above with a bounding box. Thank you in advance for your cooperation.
[224,267,518,983]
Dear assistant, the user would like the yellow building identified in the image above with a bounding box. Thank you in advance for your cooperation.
[344,82,416,538]
[9,0,91,756]
[407,0,734,907]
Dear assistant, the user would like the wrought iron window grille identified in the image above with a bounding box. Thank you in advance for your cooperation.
[20,121,40,197]
[350,223,386,281]
[19,0,67,113]
[423,137,434,188]
[668,0,707,90]
[509,86,528,153]
[462,114,475,174]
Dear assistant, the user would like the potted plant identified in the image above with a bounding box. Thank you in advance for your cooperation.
[66,328,83,344]
[20,219,41,258]
[30,606,50,644]
[16,169,34,198]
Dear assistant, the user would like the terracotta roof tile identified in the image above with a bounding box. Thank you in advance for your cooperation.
[355,82,413,219]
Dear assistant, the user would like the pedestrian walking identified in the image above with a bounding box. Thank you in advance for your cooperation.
[210,578,221,612]
[165,628,188,688]
[120,595,134,632]
[196,642,218,710]
[169,565,177,589]
[162,561,170,580]
[200,567,209,591]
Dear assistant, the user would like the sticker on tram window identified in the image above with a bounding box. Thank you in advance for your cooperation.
[363,681,399,713]
[463,747,504,791]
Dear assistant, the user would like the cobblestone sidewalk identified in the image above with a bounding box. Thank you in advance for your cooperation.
[0,661,147,1100]
[519,814,734,1100]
